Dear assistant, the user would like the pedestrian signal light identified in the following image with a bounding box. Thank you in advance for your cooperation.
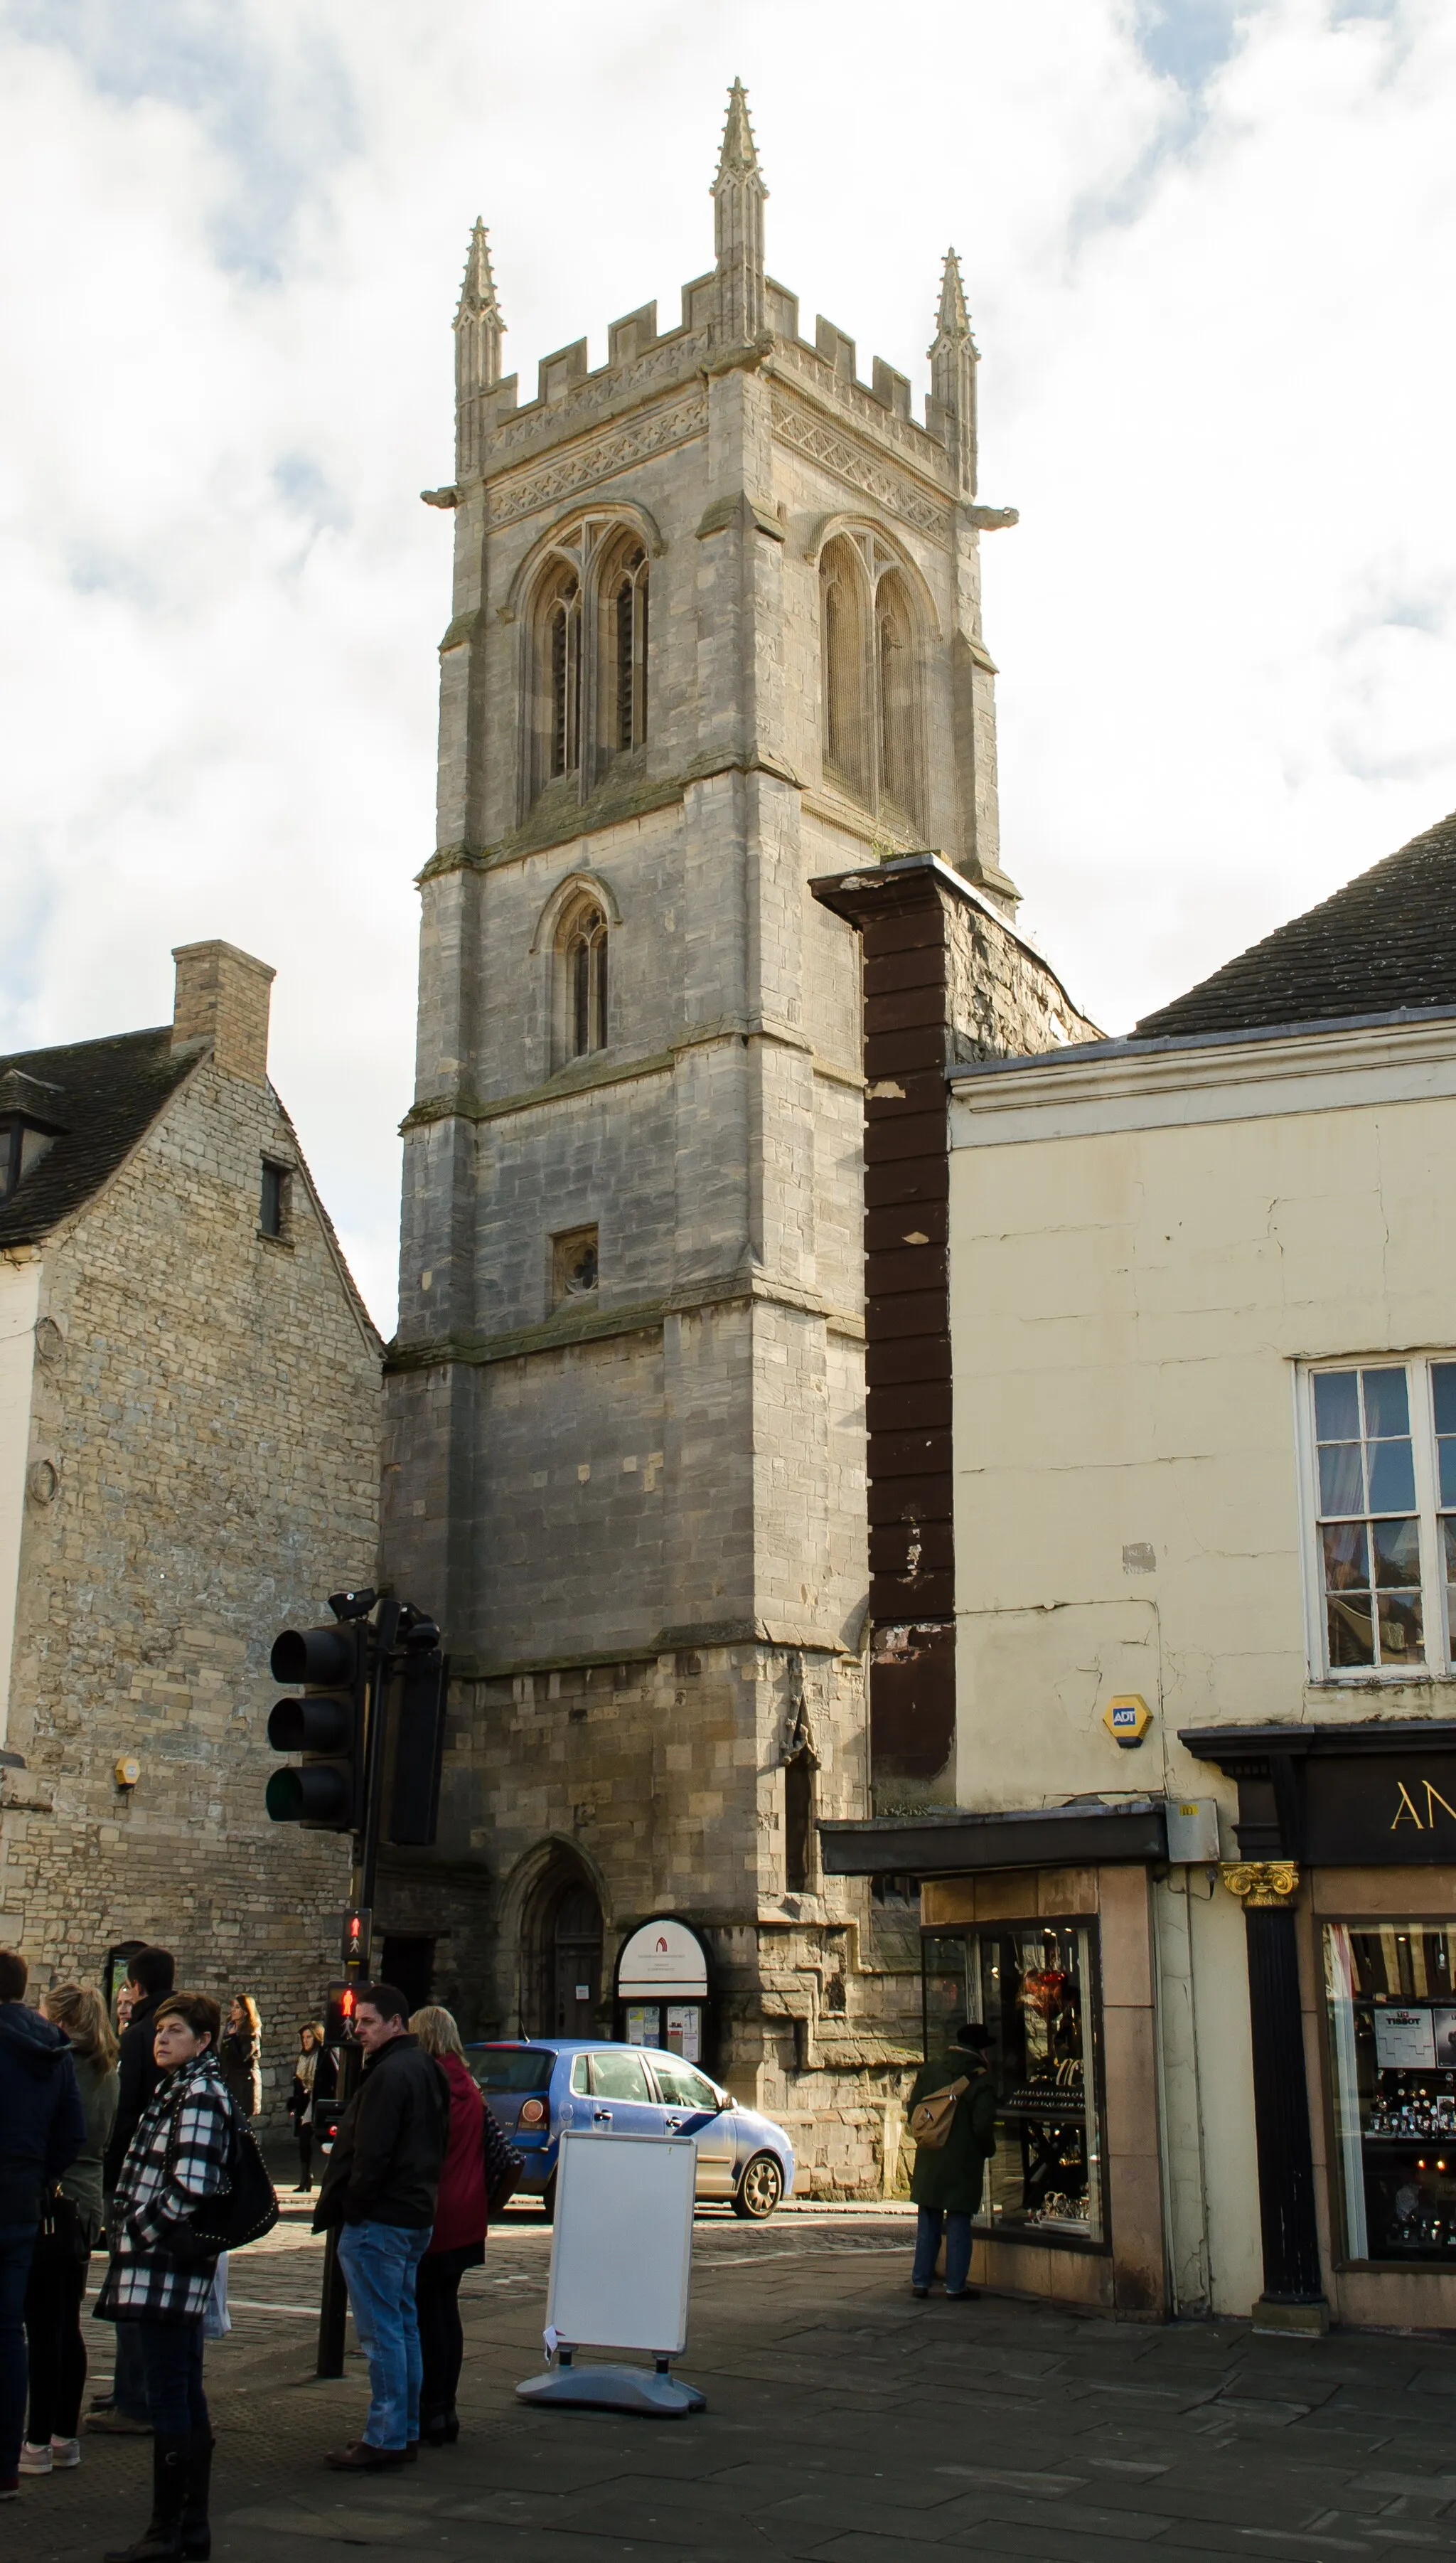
[324,1981,358,2045]
[266,1614,370,1830]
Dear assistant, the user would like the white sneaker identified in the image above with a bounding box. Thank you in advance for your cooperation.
[50,2439,80,2468]
[18,2442,52,2474]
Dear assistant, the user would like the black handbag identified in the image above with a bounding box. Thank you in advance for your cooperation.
[165,2096,279,2258]
[35,2185,87,2263]
[482,2099,523,2219]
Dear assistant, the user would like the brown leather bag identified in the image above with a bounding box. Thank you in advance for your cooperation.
[908,2074,969,2150]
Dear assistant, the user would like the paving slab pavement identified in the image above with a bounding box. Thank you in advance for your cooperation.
[11,2200,1456,2562]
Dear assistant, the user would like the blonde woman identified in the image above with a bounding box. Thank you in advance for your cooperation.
[21,1984,119,2475]
[409,2008,488,2446]
[218,1994,260,2119]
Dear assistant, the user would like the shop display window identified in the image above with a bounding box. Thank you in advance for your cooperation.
[1325,1922,1456,2261]
[921,1921,1104,2247]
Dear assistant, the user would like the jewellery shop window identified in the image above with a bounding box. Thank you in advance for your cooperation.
[1325,1922,1456,2264]
[922,1922,1105,2248]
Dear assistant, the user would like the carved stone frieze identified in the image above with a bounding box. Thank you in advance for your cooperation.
[487,393,709,531]
[484,335,710,464]
[770,334,952,481]
[770,393,952,545]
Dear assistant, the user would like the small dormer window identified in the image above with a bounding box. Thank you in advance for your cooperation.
[0,1072,66,1200]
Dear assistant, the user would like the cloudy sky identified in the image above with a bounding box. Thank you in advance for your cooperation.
[1,1,1452,1330]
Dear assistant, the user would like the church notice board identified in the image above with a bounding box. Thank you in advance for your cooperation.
[547,2131,696,2358]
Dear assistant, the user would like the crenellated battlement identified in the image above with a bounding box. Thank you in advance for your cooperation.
[453,82,978,496]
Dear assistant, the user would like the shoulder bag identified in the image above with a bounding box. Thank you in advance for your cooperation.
[908,2074,969,2151]
[165,2094,279,2257]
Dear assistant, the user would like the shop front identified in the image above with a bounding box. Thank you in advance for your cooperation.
[822,1797,1172,2316]
[1186,1717,1456,2332]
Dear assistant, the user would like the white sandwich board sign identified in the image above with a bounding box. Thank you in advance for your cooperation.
[515,2130,705,2417]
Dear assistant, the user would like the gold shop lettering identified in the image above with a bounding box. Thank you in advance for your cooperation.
[1391,1779,1456,1831]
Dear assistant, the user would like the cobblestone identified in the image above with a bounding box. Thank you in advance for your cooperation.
[14,2205,1456,2559]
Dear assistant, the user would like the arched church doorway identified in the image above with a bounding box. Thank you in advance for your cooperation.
[520,1849,604,2037]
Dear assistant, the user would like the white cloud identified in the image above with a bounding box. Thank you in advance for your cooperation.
[1,0,1453,1328]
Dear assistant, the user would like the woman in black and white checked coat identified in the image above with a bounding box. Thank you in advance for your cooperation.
[95,1992,230,2562]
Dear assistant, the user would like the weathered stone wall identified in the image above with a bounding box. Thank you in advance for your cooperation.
[382,216,1052,2188]
[379,1641,921,2195]
[0,1054,381,2126]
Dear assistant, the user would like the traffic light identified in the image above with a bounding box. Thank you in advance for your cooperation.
[386,1609,448,1848]
[323,1980,358,2046]
[265,1603,372,1830]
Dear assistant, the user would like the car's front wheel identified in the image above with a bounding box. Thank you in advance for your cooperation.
[732,2151,783,2221]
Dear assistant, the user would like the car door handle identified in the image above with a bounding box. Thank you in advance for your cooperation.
[593,2108,612,2126]
[664,2115,684,2131]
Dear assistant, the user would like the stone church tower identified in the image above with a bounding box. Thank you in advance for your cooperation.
[380,87,1045,2187]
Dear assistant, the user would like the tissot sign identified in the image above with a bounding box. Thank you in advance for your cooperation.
[1304,1755,1456,1863]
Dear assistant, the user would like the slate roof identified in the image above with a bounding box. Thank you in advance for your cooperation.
[0,1025,198,1248]
[1133,808,1456,1041]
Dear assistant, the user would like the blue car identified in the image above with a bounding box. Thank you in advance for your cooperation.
[468,2038,796,2222]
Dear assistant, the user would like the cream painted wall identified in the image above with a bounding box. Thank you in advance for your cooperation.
[0,1254,41,1749]
[950,1080,1456,1813]
[948,1031,1456,2316]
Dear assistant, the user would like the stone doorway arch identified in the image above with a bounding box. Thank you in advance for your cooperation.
[520,1846,604,2037]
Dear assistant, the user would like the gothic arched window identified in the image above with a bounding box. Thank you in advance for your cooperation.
[560,899,609,1060]
[527,521,652,814]
[818,531,923,832]
[531,558,582,799]
[876,570,916,822]
[606,545,649,755]
[820,537,869,799]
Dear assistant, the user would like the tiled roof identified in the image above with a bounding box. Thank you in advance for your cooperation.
[0,1026,198,1247]
[1133,809,1456,1041]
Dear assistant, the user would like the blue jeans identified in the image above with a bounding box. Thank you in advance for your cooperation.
[128,2319,208,2438]
[1,2220,38,2476]
[338,2222,431,2452]
[913,2206,973,2295]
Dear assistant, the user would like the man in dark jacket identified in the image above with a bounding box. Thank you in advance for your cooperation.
[314,1983,449,2471]
[0,1947,84,2500]
[906,2020,1000,2301]
[92,1944,174,2433]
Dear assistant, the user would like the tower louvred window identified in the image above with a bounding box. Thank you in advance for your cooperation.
[561,900,609,1060]
[819,531,923,833]
[547,574,582,778]
[528,526,648,811]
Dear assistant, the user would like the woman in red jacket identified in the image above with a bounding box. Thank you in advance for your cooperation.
[409,2008,488,2447]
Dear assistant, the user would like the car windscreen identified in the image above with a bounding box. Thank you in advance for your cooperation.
[469,2048,554,2094]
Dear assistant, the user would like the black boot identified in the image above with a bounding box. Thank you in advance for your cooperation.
[102,2432,188,2560]
[178,2430,213,2561]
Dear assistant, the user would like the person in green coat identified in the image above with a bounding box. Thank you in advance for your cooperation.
[906,2022,998,2298]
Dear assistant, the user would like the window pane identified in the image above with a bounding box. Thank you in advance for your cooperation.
[1368,1438,1417,1514]
[1439,1439,1456,1510]
[1324,1921,1456,2264]
[589,2050,651,2101]
[1433,1364,1456,1437]
[1314,1370,1360,1440]
[1445,1514,1456,1604]
[1371,1517,1422,1588]
[1329,1593,1376,1667]
[652,2057,719,2110]
[1318,1442,1363,1515]
[1323,1521,1370,1589]
[1363,1368,1411,1438]
[1377,1591,1424,1661]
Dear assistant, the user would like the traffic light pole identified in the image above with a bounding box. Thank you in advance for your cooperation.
[316,1596,400,2380]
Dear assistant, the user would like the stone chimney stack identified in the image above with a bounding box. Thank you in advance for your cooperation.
[171,941,276,1086]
